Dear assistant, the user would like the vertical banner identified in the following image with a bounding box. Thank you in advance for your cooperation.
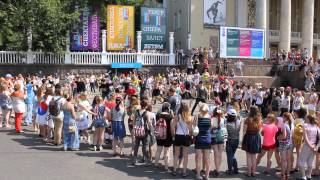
[141,7,166,50]
[107,5,135,50]
[203,0,226,27]
[70,6,100,51]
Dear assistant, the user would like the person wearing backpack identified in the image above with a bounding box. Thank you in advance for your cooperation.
[132,98,152,166]
[291,108,307,173]
[154,102,174,171]
[297,115,320,180]
[49,85,66,146]
[172,102,193,177]
[211,107,227,177]
[225,108,241,175]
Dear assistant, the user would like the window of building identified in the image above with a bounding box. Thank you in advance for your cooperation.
[178,10,181,30]
[173,13,177,31]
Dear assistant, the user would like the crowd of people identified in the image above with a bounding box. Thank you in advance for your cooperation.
[0,68,320,180]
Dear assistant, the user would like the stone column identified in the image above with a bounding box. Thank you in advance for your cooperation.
[137,31,142,53]
[301,0,314,58]
[255,0,267,29]
[237,0,248,27]
[169,32,175,65]
[255,0,268,58]
[65,32,71,64]
[187,33,191,50]
[102,30,107,53]
[279,0,291,52]
[169,32,174,54]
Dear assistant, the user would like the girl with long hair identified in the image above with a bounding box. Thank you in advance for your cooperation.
[172,102,193,177]
[242,106,262,177]
[194,103,212,180]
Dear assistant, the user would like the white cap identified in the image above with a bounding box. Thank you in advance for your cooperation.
[227,109,237,116]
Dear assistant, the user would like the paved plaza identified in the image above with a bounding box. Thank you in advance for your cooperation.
[0,98,304,180]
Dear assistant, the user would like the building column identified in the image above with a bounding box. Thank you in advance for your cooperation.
[187,33,191,50]
[169,32,175,65]
[102,30,107,53]
[137,31,142,53]
[279,0,291,52]
[255,0,268,58]
[301,0,314,58]
[237,0,248,27]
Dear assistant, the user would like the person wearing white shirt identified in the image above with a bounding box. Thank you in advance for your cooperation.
[280,92,291,115]
[292,91,304,112]
[235,59,244,76]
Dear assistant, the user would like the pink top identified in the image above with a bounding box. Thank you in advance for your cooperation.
[304,124,319,145]
[262,123,279,146]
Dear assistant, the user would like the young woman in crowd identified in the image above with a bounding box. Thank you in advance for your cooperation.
[312,111,320,177]
[91,96,106,151]
[172,102,192,177]
[225,108,240,175]
[194,103,211,180]
[242,106,262,177]
[292,108,307,173]
[297,115,319,180]
[211,107,227,176]
[110,97,126,156]
[76,93,95,144]
[0,83,12,128]
[127,96,140,156]
[132,98,152,166]
[277,112,294,179]
[62,93,79,151]
[256,113,278,174]
[154,102,173,171]
[11,84,25,133]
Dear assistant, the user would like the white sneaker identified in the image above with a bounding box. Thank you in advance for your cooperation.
[99,146,103,151]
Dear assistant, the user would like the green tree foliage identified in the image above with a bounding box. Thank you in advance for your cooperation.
[0,0,147,52]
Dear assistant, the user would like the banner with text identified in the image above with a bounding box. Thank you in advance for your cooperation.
[70,7,100,51]
[107,5,135,51]
[141,7,166,50]
[220,26,265,59]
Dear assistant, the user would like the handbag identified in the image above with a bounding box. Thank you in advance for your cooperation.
[68,122,77,133]
[192,115,199,137]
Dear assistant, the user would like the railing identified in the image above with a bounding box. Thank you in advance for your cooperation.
[269,30,280,36]
[0,51,176,66]
[34,52,64,64]
[0,51,26,64]
[314,33,319,39]
[142,53,169,65]
[291,32,301,38]
[105,53,136,64]
[175,54,187,65]
[71,52,101,64]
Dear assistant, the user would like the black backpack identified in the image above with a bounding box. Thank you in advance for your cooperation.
[49,97,61,116]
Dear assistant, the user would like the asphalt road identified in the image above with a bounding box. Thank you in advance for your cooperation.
[0,98,304,180]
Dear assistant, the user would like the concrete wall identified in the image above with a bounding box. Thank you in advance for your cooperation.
[167,0,236,50]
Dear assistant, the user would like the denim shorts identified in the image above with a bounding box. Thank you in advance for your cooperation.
[94,119,106,128]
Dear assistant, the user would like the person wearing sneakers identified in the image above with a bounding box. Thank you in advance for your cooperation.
[225,108,241,175]
[92,96,107,151]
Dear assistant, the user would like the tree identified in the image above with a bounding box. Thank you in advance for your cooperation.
[0,0,87,52]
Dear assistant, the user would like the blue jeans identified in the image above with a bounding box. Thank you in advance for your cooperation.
[288,63,294,71]
[25,104,33,124]
[226,139,239,172]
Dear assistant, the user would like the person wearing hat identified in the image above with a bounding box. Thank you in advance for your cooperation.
[225,108,240,175]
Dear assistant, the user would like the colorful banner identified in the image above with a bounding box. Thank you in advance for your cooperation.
[107,5,135,50]
[70,7,100,51]
[141,7,166,50]
[220,26,265,59]
[204,0,226,27]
